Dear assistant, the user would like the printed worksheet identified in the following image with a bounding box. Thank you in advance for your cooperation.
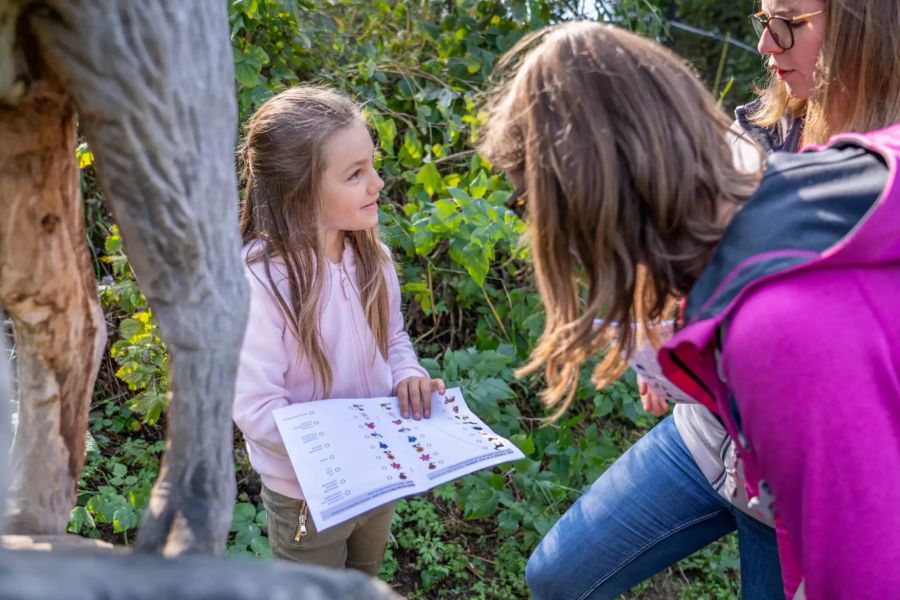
[273,387,524,531]
[628,332,697,404]
[593,318,697,404]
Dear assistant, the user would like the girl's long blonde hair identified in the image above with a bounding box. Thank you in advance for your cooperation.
[752,0,900,145]
[479,22,761,417]
[238,86,389,397]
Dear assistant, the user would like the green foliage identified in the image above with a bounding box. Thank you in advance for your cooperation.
[228,502,273,559]
[100,226,168,424]
[385,496,530,599]
[675,535,741,600]
[67,427,163,543]
[644,0,765,110]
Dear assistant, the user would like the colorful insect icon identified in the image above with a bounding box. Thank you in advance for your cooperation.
[399,473,408,480]
[427,463,436,470]
[379,442,388,449]
[444,395,456,404]
[365,422,375,429]
[407,436,417,443]
[392,419,402,425]
[369,433,383,438]
[398,427,411,433]
[414,444,424,452]
[391,462,401,470]
[420,454,431,461]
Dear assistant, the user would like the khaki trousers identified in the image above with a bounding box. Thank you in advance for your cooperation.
[261,485,394,576]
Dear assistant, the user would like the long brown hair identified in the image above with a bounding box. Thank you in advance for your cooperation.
[238,85,389,397]
[753,0,900,145]
[479,22,760,417]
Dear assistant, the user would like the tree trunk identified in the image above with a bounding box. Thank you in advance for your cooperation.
[0,71,107,534]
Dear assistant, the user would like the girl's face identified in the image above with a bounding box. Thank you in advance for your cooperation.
[319,120,384,235]
[758,0,827,99]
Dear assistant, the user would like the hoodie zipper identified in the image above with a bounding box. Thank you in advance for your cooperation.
[336,262,373,398]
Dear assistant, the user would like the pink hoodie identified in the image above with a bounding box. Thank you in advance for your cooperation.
[233,241,428,499]
[660,125,900,598]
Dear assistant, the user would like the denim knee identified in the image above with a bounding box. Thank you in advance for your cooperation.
[526,544,558,599]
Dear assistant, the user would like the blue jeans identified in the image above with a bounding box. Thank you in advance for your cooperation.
[526,416,783,600]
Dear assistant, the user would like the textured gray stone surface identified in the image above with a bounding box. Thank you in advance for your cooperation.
[0,548,403,600]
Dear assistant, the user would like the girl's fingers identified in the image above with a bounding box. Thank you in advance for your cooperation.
[420,378,432,418]
[397,382,410,418]
[431,378,446,394]
[408,380,422,420]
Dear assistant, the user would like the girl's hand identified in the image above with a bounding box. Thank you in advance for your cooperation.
[638,375,669,417]
[395,377,445,420]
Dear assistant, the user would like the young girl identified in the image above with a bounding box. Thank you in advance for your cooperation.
[233,85,443,574]
[479,17,900,600]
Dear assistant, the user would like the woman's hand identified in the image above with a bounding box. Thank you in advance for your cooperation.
[638,375,669,417]
[395,376,445,420]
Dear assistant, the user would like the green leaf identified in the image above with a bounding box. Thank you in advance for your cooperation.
[234,57,260,88]
[231,502,257,531]
[67,506,95,534]
[415,162,442,197]
[255,508,268,528]
[233,45,269,88]
[497,509,520,535]
[234,523,262,548]
[469,170,490,198]
[463,485,498,520]
[112,506,140,533]
[250,535,272,558]
[76,143,94,169]
[433,198,457,219]
[510,433,535,456]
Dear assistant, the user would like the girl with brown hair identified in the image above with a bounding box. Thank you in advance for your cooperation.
[232,85,443,572]
[480,9,900,599]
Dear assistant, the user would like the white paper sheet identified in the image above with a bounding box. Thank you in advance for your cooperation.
[593,318,697,404]
[273,386,525,531]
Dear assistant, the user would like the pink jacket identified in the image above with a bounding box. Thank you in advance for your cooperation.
[233,241,428,499]
[660,125,900,598]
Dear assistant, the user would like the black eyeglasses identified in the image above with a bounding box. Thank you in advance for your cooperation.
[749,9,824,51]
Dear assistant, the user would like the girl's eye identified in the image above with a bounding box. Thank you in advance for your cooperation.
[349,169,362,181]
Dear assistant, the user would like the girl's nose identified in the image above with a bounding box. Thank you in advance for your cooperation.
[757,26,783,55]
[369,171,385,193]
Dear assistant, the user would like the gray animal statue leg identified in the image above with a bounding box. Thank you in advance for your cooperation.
[0,69,107,534]
[29,2,250,555]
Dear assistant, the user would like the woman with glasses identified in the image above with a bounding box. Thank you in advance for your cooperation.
[516,1,900,599]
